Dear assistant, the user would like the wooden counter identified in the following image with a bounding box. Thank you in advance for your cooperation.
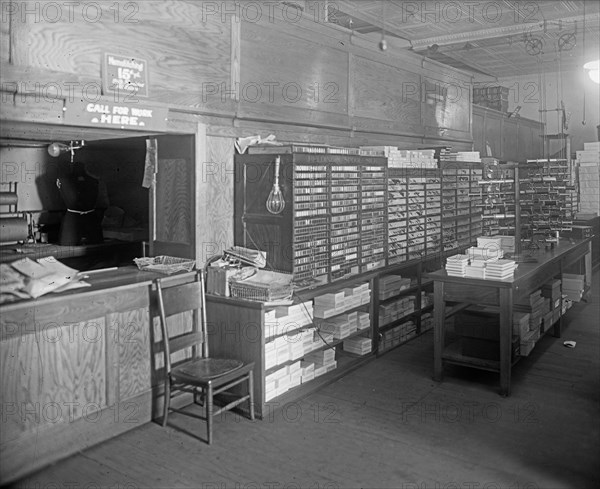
[0,239,143,270]
[0,267,195,484]
[425,238,593,396]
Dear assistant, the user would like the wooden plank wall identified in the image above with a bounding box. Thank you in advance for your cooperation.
[472,105,544,160]
[0,0,477,262]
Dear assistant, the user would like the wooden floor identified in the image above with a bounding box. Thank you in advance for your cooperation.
[12,272,600,489]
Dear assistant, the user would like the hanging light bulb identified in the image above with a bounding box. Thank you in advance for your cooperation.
[47,142,70,157]
[47,140,86,161]
[266,156,285,215]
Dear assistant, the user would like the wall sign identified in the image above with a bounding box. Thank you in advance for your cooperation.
[63,99,169,132]
[102,53,149,98]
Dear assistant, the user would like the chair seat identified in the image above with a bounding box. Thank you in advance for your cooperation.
[172,358,244,382]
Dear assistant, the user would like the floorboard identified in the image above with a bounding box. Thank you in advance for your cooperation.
[10,272,600,489]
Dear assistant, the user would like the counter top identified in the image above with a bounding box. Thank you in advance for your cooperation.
[0,239,142,264]
[0,265,196,312]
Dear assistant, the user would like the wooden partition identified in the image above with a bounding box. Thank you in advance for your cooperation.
[0,269,195,484]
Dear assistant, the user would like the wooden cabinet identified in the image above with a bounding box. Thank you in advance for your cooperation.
[206,274,376,419]
[472,105,544,161]
[234,149,387,286]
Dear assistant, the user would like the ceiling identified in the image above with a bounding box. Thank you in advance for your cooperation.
[330,0,600,79]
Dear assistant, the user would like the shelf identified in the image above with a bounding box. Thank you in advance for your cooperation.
[265,353,374,407]
[442,340,520,372]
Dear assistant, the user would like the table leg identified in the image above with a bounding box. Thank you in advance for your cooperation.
[499,287,513,396]
[433,280,445,382]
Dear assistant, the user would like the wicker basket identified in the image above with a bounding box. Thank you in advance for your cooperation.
[229,270,293,302]
[133,256,196,275]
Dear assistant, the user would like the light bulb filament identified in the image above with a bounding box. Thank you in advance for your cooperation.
[266,156,285,214]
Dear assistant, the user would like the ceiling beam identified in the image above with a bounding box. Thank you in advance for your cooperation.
[333,0,412,48]
[410,12,600,49]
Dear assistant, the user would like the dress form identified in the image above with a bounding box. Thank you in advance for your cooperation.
[56,162,104,246]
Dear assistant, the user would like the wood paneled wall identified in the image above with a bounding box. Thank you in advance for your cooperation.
[472,105,544,160]
[0,1,477,264]
[0,1,474,142]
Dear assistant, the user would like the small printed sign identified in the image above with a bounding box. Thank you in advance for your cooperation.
[103,53,149,98]
[63,99,169,132]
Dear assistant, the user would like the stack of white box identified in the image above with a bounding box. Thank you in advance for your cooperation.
[379,295,415,326]
[318,316,353,339]
[357,311,370,330]
[304,349,337,378]
[265,301,313,340]
[313,283,370,319]
[265,360,304,401]
[562,273,585,302]
[300,361,314,383]
[305,330,334,354]
[576,141,600,215]
[343,336,372,355]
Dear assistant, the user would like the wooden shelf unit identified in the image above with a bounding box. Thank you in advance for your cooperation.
[234,150,387,288]
[440,162,483,252]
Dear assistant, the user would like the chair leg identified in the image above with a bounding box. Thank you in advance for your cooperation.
[206,384,213,445]
[162,376,171,427]
[248,370,255,421]
[194,387,205,406]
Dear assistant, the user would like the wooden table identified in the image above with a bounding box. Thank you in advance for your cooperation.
[425,238,592,396]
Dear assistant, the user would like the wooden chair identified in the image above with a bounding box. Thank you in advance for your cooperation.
[155,270,254,444]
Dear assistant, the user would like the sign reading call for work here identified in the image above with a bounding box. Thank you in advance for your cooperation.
[63,99,169,132]
[102,53,149,98]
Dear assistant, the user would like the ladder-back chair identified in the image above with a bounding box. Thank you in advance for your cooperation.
[155,270,255,444]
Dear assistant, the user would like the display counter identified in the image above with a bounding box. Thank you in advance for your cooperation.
[0,267,195,484]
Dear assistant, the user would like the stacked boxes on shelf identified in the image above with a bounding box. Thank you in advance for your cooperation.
[562,273,585,302]
[343,336,372,355]
[514,289,552,355]
[515,290,546,331]
[378,320,417,353]
[360,147,437,168]
[379,295,416,327]
[541,279,562,329]
[313,283,371,319]
[304,349,337,378]
[378,274,412,300]
[576,141,600,215]
[265,360,303,401]
[264,301,314,340]
[421,312,433,332]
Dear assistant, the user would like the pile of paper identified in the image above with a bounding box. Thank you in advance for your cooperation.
[0,256,89,302]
